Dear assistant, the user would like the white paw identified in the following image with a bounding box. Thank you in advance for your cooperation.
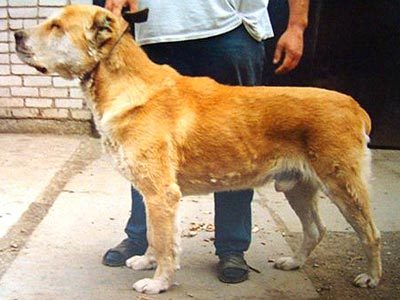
[274,256,302,270]
[354,273,379,288]
[133,278,170,294]
[126,255,157,270]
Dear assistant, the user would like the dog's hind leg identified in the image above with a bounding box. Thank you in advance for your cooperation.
[274,180,326,270]
[324,170,381,288]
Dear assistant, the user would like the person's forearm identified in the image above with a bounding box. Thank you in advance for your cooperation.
[287,0,309,30]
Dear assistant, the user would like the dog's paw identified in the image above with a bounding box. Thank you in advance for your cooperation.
[274,256,302,270]
[133,278,170,294]
[354,273,379,288]
[126,255,157,270]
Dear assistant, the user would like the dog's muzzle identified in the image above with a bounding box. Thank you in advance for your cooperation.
[14,30,48,74]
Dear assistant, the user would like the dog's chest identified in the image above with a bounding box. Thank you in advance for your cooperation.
[80,83,133,180]
[102,137,134,181]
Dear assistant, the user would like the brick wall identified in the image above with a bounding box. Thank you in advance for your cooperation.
[0,0,94,135]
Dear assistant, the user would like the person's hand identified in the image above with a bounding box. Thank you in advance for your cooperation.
[273,26,305,74]
[105,0,138,16]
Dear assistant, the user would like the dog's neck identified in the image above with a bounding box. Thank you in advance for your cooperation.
[80,29,179,131]
[80,27,171,89]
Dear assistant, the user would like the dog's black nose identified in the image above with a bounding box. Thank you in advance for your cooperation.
[14,30,26,43]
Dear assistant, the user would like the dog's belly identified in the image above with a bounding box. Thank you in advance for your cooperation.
[177,169,271,196]
[175,142,277,195]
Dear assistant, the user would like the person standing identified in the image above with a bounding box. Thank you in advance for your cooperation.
[97,0,308,284]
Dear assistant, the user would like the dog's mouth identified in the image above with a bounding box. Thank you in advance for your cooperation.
[22,58,48,74]
[32,65,48,74]
[16,46,48,74]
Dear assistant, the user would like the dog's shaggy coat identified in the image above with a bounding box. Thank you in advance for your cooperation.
[15,5,381,294]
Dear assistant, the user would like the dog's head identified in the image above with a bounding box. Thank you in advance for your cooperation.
[14,5,123,79]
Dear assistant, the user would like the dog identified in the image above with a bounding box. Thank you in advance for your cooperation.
[15,4,382,294]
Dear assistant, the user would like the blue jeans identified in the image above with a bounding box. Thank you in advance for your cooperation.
[124,25,273,257]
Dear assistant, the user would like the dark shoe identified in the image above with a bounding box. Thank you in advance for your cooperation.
[102,238,146,267]
[217,253,249,283]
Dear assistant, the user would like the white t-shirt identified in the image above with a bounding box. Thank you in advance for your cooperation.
[135,0,274,46]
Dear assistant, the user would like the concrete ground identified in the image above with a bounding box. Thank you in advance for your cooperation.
[0,134,399,299]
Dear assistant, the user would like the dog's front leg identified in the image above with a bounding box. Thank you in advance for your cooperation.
[129,182,182,294]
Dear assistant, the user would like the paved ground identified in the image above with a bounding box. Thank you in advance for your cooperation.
[0,134,399,299]
[0,135,81,239]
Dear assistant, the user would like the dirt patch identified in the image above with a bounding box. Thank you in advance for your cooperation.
[285,231,400,299]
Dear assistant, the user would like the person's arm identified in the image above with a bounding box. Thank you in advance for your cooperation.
[105,0,138,16]
[273,0,309,74]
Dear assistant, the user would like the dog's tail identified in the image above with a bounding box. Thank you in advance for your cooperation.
[360,107,372,136]
[351,96,372,136]
[356,102,373,185]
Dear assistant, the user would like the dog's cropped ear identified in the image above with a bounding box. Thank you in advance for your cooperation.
[91,10,116,46]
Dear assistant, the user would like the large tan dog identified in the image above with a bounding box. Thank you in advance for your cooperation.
[15,5,381,294]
